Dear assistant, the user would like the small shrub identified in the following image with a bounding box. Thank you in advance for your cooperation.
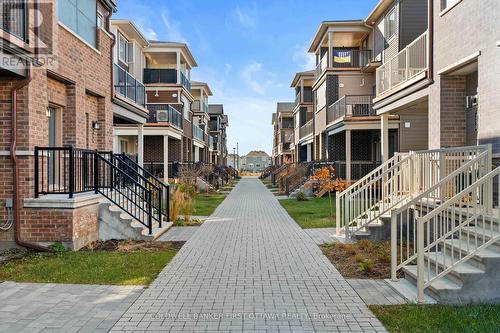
[357,239,373,251]
[358,259,374,272]
[342,244,358,256]
[49,242,66,253]
[296,191,308,201]
[171,187,193,222]
[353,253,366,263]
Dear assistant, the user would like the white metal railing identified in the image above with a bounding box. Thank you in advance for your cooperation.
[316,53,328,78]
[394,164,499,303]
[336,145,491,239]
[376,31,428,96]
[327,95,375,124]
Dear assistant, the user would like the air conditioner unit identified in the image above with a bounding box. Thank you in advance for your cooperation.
[157,110,169,122]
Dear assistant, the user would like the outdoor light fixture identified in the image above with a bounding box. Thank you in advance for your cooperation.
[92,121,100,130]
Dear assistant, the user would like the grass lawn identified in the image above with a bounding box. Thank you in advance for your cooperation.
[279,196,335,228]
[371,304,500,333]
[0,244,178,285]
[193,193,226,216]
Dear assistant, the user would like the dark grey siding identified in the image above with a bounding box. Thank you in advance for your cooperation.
[399,0,428,50]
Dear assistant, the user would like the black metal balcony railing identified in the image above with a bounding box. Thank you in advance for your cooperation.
[295,90,313,106]
[317,49,373,76]
[143,68,191,91]
[333,161,381,181]
[114,64,146,107]
[1,0,28,41]
[299,119,313,139]
[327,95,375,124]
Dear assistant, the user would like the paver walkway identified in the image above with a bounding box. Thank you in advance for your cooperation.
[112,177,386,332]
[304,228,337,245]
[0,282,142,333]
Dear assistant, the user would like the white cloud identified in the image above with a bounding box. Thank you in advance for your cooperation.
[240,62,274,95]
[292,44,316,71]
[224,63,232,75]
[233,6,257,29]
[141,27,159,40]
[161,10,187,43]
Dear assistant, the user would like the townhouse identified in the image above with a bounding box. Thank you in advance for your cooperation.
[0,1,229,251]
[241,151,272,173]
[271,102,295,165]
[290,70,315,163]
[208,104,229,166]
[0,0,117,250]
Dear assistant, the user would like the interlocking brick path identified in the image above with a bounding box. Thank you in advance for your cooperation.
[0,282,142,333]
[159,226,200,242]
[112,177,386,332]
[347,280,407,305]
[304,228,337,245]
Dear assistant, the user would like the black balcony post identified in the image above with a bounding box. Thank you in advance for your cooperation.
[158,187,163,228]
[147,190,153,235]
[166,185,170,222]
[34,146,39,198]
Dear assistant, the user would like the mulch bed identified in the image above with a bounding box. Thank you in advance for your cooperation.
[82,240,185,252]
[321,240,394,279]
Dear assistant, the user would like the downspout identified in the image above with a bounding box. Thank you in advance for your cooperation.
[12,0,49,252]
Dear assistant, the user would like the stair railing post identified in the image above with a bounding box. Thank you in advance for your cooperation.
[69,146,75,199]
[417,216,425,303]
[166,185,170,222]
[344,194,350,239]
[390,213,398,281]
[486,144,493,214]
[94,151,99,194]
[34,147,40,198]
[335,193,341,236]
[158,187,163,228]
[147,189,153,235]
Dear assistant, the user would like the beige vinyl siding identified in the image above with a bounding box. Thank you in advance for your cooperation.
[398,104,429,152]
[338,75,374,97]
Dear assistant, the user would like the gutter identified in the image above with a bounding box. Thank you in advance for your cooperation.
[12,0,50,252]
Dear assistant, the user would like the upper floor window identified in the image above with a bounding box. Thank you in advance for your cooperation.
[58,0,97,47]
[118,33,129,63]
[441,0,461,12]
[385,8,396,39]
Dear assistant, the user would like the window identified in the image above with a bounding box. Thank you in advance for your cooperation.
[58,0,97,47]
[118,33,128,63]
[97,12,103,28]
[440,0,461,12]
[385,8,396,38]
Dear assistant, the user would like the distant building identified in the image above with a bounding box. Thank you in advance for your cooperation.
[241,151,272,173]
[227,154,241,169]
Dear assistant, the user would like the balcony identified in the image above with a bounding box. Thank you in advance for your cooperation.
[280,119,294,130]
[147,104,182,129]
[299,120,313,139]
[143,68,191,91]
[114,64,146,107]
[193,100,209,113]
[193,124,204,142]
[376,31,428,97]
[327,95,375,124]
[316,49,373,77]
[1,0,28,42]
[295,90,313,106]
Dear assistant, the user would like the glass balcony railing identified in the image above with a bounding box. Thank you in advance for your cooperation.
[193,124,204,141]
[1,0,28,41]
[114,64,146,107]
[143,68,191,90]
[147,104,182,129]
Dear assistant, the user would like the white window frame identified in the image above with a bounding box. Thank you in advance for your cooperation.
[385,7,396,39]
[440,0,462,16]
[118,32,129,63]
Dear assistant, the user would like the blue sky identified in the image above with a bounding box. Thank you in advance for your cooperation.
[115,0,379,156]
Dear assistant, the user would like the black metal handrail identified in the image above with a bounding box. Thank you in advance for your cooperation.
[34,147,166,234]
[94,154,154,234]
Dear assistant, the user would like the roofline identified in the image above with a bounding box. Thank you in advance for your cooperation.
[307,20,367,53]
[191,81,213,96]
[365,0,394,24]
[290,70,315,87]
[146,42,198,67]
[111,19,150,47]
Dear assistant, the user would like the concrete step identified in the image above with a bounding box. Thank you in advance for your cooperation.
[385,278,437,304]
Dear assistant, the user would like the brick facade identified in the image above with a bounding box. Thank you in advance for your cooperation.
[0,1,115,249]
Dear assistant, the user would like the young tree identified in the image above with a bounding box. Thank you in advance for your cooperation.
[310,166,347,221]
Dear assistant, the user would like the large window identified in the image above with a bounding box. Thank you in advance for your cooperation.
[118,33,129,63]
[58,0,97,47]
[440,0,461,12]
[385,8,396,39]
